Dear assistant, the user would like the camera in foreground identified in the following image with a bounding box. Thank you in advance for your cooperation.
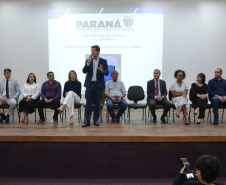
[178,158,198,180]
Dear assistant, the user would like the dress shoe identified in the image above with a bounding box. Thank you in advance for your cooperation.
[152,115,157,123]
[213,119,218,125]
[53,119,58,124]
[93,121,100,126]
[161,116,166,123]
[116,117,120,123]
[82,122,90,127]
[5,115,10,124]
[0,113,6,123]
[38,119,45,124]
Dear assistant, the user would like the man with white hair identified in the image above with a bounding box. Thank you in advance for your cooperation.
[105,70,127,122]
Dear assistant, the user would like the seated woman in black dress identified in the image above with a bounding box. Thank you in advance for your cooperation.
[19,73,40,123]
[172,155,224,185]
[190,73,208,124]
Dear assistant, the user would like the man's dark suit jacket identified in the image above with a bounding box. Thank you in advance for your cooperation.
[147,79,168,101]
[82,57,109,90]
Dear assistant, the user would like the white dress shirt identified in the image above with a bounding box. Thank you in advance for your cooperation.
[87,57,99,81]
[22,83,40,99]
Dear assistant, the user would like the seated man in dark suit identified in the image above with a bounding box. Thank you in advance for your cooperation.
[147,69,172,123]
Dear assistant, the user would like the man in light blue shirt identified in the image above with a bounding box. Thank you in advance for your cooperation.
[105,70,127,122]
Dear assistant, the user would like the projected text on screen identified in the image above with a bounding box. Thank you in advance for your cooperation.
[48,8,164,92]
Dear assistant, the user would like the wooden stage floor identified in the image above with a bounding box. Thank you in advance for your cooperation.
[0,108,226,142]
[0,120,226,142]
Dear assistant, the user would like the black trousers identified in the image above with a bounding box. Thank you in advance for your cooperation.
[19,98,38,114]
[85,83,102,122]
[36,99,60,120]
[192,98,207,119]
[147,98,172,117]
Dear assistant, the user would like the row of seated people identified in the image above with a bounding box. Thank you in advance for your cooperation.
[0,68,225,125]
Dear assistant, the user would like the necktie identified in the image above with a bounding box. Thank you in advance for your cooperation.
[156,80,159,96]
[6,79,9,98]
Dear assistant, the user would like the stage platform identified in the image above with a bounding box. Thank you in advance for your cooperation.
[0,121,226,142]
[0,109,226,181]
[0,105,226,143]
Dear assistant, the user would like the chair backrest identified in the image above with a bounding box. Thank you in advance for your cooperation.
[189,88,193,102]
[127,86,144,103]
[0,104,10,108]
[168,90,172,101]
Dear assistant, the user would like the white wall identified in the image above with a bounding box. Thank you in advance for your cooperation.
[0,0,226,102]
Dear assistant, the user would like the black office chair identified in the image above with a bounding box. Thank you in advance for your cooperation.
[0,104,19,123]
[18,96,41,123]
[62,103,82,123]
[168,90,177,123]
[34,102,62,123]
[147,104,168,123]
[106,103,126,123]
[188,88,198,123]
[206,104,226,123]
[127,86,147,123]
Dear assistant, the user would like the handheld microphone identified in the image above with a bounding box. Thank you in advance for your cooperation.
[88,55,92,62]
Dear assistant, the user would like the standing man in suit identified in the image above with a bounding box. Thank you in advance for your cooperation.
[147,69,172,123]
[82,45,109,127]
[0,69,21,123]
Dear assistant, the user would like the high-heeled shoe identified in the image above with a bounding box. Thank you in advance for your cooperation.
[57,108,63,114]
[70,117,74,125]
[185,122,190,125]
[194,112,197,115]
[24,117,28,124]
[175,113,180,118]
[21,117,25,123]
[196,122,200,125]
